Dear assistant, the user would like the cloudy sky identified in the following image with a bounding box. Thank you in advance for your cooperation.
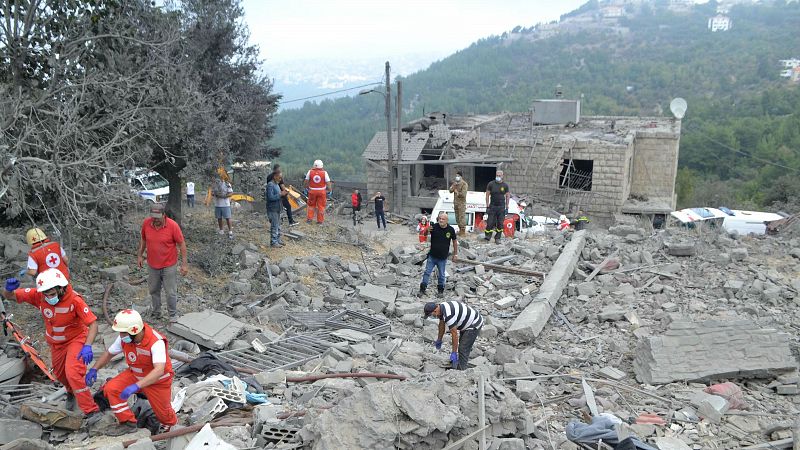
[242,0,588,63]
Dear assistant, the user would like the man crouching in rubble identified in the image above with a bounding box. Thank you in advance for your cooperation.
[86,309,177,434]
[424,301,484,370]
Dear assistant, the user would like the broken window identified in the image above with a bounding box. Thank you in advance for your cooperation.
[559,159,593,191]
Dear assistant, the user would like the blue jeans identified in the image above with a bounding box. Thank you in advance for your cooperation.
[376,211,386,228]
[421,256,447,290]
[267,210,281,245]
[186,195,195,208]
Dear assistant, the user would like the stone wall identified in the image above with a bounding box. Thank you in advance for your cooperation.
[365,162,389,199]
[629,130,681,209]
[634,318,797,385]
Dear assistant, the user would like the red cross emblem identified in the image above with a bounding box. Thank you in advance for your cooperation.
[55,272,61,278]
[38,279,43,286]
[48,255,57,265]
[122,309,133,314]
[130,326,139,334]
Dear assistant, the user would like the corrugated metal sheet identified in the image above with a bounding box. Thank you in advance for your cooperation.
[362,131,429,161]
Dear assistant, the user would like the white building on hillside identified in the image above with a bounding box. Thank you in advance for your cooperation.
[602,6,625,18]
[708,15,732,32]
[779,58,800,69]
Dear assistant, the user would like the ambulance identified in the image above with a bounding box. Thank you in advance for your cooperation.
[429,190,557,235]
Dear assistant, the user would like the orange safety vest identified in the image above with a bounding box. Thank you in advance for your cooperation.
[121,324,174,383]
[307,169,328,191]
[29,240,70,280]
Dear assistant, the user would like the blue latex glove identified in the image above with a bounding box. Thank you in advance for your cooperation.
[4,278,19,292]
[77,344,93,365]
[120,384,140,400]
[17,269,27,278]
[85,368,98,386]
[434,340,442,350]
[450,351,459,365]
[302,188,309,197]
[326,191,332,200]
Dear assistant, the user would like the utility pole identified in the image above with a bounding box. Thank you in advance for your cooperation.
[384,61,394,214]
[396,80,403,213]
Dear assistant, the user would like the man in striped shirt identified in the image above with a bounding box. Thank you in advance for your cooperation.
[424,301,484,370]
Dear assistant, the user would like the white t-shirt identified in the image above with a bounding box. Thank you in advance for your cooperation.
[213,181,233,207]
[108,335,167,364]
[27,247,68,271]
[186,182,195,196]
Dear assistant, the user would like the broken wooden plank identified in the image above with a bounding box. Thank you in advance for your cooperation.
[456,258,544,278]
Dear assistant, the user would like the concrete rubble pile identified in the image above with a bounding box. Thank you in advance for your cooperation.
[0,217,799,449]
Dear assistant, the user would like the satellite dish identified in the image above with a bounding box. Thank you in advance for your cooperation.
[669,98,687,119]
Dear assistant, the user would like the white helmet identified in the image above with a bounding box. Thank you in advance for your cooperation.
[559,215,567,221]
[112,309,145,335]
[35,268,69,292]
[313,160,324,169]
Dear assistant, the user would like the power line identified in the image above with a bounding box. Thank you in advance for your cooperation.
[684,121,800,173]
[281,81,383,104]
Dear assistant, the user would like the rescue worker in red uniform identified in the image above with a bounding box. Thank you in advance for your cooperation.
[86,309,177,433]
[417,216,431,243]
[303,159,332,224]
[1,268,101,422]
[25,228,70,279]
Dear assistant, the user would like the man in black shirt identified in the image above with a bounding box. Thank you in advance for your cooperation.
[266,165,297,226]
[484,169,510,243]
[370,191,387,229]
[418,212,458,297]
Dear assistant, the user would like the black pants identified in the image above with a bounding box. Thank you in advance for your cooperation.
[376,211,386,228]
[283,201,295,224]
[484,206,504,241]
[457,327,482,370]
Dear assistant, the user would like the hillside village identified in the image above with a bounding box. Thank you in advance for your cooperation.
[0,0,800,449]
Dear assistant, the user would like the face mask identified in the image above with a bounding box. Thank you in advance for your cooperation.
[121,335,133,344]
[495,177,502,182]
[455,176,461,182]
[45,295,59,305]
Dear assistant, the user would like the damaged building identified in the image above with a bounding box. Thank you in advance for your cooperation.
[363,99,682,222]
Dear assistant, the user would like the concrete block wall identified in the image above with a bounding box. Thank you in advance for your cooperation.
[629,131,681,208]
[481,140,631,219]
[365,163,389,198]
[634,318,797,385]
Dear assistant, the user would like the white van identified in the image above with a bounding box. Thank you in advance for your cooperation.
[124,169,170,203]
[669,207,783,235]
[430,190,556,235]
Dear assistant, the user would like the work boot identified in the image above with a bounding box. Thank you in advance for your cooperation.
[85,410,104,427]
[65,393,76,411]
[437,287,445,298]
[417,283,427,297]
[157,424,172,434]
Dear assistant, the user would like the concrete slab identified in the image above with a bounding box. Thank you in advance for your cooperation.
[357,283,397,305]
[507,231,586,344]
[0,419,43,444]
[167,310,245,350]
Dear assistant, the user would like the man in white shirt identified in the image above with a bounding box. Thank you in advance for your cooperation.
[186,181,195,208]
[212,176,234,238]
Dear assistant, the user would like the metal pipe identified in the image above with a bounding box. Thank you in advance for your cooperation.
[478,375,486,450]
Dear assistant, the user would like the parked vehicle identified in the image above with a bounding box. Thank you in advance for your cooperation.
[669,207,785,235]
[430,190,557,235]
[124,169,169,203]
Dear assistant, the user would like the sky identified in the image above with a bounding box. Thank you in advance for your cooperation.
[241,0,588,63]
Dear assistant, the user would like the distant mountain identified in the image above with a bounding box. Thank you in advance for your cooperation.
[269,0,800,209]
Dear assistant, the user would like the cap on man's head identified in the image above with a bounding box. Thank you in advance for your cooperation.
[423,302,438,318]
[150,203,165,217]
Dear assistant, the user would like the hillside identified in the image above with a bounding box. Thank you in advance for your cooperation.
[270,0,800,209]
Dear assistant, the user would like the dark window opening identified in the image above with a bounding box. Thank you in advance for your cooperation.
[559,159,593,191]
[474,166,496,192]
[423,164,443,178]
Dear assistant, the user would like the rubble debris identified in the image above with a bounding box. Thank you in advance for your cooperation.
[507,230,586,344]
[298,371,531,449]
[19,403,83,430]
[634,317,796,384]
[168,311,246,350]
[0,419,43,444]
